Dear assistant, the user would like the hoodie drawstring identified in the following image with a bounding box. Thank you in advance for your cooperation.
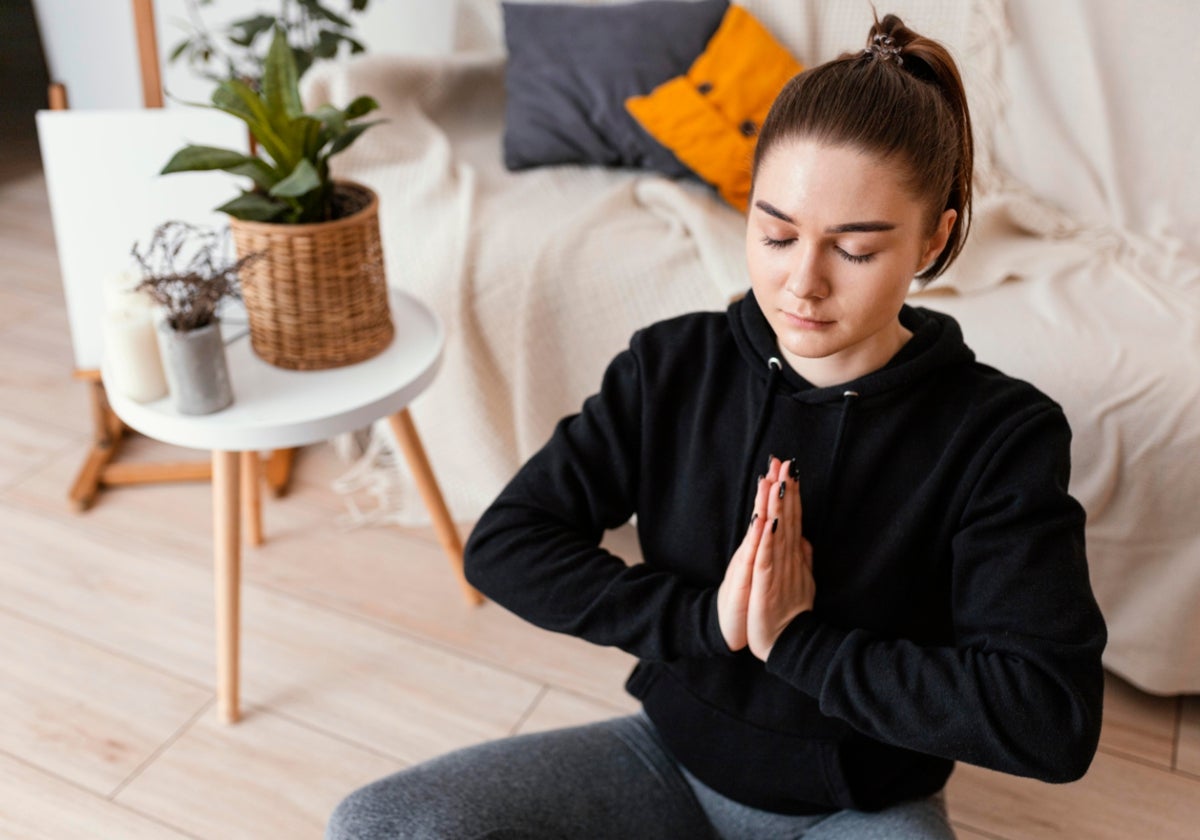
[818,390,859,545]
[734,357,783,538]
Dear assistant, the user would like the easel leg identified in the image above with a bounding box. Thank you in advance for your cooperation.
[386,409,484,606]
[212,450,241,723]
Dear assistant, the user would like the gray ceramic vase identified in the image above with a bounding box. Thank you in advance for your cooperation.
[156,319,234,415]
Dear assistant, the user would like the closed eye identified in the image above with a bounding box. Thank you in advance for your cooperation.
[761,235,793,250]
[836,247,875,264]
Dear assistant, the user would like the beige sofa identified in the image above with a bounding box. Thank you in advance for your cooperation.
[309,0,1200,695]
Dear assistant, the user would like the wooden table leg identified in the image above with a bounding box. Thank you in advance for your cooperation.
[212,450,241,723]
[240,451,263,547]
[386,410,484,606]
[264,447,298,498]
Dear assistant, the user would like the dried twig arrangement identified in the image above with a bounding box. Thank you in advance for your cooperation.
[131,221,259,332]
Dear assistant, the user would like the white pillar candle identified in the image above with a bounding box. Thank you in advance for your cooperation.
[103,305,168,403]
[104,270,153,314]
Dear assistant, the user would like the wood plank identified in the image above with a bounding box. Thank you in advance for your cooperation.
[1097,670,1180,768]
[0,412,79,490]
[116,707,400,840]
[0,503,544,764]
[517,688,634,735]
[0,609,211,796]
[946,749,1200,839]
[0,752,191,839]
[1178,695,1200,776]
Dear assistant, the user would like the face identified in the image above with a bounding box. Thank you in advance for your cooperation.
[746,138,955,387]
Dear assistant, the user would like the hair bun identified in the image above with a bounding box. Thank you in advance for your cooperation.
[864,32,904,65]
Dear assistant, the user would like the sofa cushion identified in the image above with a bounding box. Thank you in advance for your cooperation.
[501,0,728,176]
[625,4,802,211]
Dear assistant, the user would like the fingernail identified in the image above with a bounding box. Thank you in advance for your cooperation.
[750,513,758,525]
[757,474,764,483]
[778,480,786,499]
[772,518,779,533]
[767,453,775,469]
[789,460,799,479]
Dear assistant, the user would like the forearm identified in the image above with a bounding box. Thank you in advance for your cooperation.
[766,613,1105,782]
[464,500,728,660]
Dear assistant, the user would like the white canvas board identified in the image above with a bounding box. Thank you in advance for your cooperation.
[36,107,248,369]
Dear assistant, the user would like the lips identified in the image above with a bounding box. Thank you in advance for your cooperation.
[783,311,834,326]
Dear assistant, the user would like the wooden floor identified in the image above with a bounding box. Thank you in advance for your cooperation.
[2,163,1199,839]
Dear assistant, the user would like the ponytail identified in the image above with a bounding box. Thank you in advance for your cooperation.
[752,13,973,282]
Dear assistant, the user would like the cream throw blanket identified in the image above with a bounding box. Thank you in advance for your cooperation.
[304,0,1200,694]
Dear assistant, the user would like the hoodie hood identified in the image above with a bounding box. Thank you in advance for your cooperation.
[728,290,976,403]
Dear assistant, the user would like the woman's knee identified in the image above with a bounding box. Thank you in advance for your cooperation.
[326,775,417,840]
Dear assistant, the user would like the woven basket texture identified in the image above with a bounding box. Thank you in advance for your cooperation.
[230,181,394,370]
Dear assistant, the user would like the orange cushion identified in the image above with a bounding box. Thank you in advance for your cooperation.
[625,5,803,211]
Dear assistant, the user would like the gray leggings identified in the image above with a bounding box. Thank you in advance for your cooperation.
[326,714,955,840]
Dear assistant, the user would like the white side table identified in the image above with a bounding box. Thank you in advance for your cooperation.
[104,290,482,723]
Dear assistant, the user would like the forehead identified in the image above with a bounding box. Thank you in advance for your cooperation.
[753,138,921,222]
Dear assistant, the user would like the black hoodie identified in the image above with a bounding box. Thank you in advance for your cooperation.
[464,292,1107,814]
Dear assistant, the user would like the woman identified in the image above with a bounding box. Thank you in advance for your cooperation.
[328,13,1106,839]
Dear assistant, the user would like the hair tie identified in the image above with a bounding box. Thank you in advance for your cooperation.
[864,33,904,65]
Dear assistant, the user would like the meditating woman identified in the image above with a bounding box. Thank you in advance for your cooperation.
[327,13,1106,839]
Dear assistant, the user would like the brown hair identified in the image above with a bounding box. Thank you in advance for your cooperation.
[751,13,973,282]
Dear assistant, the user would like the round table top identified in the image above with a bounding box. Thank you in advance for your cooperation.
[105,290,443,451]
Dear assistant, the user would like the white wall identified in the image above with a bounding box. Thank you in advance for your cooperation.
[32,0,458,110]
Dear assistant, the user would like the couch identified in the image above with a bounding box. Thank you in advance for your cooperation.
[305,0,1200,695]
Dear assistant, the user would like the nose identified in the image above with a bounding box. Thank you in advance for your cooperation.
[783,241,830,301]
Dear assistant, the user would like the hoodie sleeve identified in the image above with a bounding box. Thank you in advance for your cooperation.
[765,403,1107,783]
[463,334,729,661]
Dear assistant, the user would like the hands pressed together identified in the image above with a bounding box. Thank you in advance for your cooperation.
[717,456,816,661]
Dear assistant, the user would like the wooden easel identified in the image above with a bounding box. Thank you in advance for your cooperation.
[56,0,297,513]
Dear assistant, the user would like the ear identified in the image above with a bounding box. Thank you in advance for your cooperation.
[919,209,957,271]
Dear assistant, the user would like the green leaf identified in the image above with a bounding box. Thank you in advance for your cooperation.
[167,38,190,63]
[351,0,369,12]
[314,30,341,60]
[217,192,288,222]
[312,104,346,136]
[261,28,303,121]
[301,1,352,28]
[226,159,281,192]
[227,14,275,48]
[347,37,366,54]
[160,145,249,174]
[211,78,292,169]
[326,119,384,157]
[342,95,378,120]
[269,158,321,198]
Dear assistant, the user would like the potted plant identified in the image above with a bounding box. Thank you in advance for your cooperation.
[168,0,372,91]
[160,26,391,371]
[132,221,256,415]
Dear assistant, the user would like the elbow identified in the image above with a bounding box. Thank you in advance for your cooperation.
[462,526,492,593]
[1043,714,1101,783]
[1028,686,1104,784]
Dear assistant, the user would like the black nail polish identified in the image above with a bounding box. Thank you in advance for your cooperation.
[757,474,764,483]
[778,481,786,499]
[772,518,779,533]
[789,460,799,479]
[767,453,775,469]
[750,513,758,525]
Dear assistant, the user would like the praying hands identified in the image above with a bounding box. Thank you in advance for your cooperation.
[717,456,816,661]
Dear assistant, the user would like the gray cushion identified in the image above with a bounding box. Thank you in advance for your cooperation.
[501,0,729,176]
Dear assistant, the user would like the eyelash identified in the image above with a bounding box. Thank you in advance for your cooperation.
[760,236,875,264]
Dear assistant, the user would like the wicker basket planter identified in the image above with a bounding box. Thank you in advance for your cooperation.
[228,181,394,371]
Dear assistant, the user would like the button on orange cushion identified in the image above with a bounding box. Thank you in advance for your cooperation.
[626,5,802,211]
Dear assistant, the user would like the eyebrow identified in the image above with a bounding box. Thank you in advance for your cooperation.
[754,200,897,233]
